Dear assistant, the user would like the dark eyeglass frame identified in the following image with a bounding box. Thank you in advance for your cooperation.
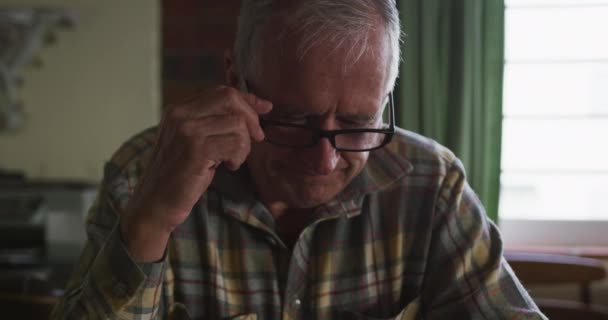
[243,80,395,152]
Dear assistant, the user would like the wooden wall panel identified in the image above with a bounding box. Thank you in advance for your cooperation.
[161,0,241,107]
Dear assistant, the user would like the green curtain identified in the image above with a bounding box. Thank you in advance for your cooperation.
[396,0,505,222]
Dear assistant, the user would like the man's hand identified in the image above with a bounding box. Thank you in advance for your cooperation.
[120,86,272,262]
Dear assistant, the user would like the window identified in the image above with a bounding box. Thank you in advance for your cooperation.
[499,0,608,245]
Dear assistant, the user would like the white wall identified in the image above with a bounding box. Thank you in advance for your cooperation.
[0,0,160,182]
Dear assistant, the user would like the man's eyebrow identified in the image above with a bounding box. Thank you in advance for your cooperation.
[264,105,313,119]
[336,112,380,122]
[336,96,390,122]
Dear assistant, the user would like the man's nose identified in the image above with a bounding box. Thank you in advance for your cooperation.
[306,137,340,175]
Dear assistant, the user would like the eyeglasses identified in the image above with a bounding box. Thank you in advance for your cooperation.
[244,81,395,152]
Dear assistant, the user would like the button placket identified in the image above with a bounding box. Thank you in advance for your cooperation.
[283,238,308,317]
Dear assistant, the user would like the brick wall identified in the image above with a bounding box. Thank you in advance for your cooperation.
[162,0,241,107]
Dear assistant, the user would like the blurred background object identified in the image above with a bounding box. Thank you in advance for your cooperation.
[0,1,160,319]
[0,0,160,183]
[0,168,95,319]
[0,7,75,132]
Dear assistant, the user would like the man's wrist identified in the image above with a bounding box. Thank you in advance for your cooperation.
[120,213,172,263]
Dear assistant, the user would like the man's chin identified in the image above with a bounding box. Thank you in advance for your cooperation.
[283,185,342,209]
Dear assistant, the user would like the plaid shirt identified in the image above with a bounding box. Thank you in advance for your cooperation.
[51,127,546,320]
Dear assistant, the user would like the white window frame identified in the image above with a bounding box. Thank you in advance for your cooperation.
[499,0,608,247]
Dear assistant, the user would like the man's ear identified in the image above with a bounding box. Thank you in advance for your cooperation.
[224,49,240,87]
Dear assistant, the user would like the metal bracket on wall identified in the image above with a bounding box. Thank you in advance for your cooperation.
[0,7,75,133]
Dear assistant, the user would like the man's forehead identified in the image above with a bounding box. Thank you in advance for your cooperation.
[275,34,388,73]
[259,34,390,90]
[250,17,392,118]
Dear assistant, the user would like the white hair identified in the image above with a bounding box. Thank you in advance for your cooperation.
[234,0,402,91]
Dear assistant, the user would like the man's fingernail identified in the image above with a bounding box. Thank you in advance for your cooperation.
[256,128,265,141]
[261,101,273,112]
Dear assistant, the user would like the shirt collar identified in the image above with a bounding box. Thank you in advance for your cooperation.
[209,165,277,234]
[315,140,413,220]
[340,140,414,200]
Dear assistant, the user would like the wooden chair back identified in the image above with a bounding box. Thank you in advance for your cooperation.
[505,251,608,320]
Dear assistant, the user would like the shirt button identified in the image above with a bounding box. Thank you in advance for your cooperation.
[113,282,128,298]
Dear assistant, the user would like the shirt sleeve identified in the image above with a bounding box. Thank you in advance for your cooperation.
[50,160,172,319]
[420,159,548,320]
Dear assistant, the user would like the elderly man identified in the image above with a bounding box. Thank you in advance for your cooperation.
[52,0,546,319]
